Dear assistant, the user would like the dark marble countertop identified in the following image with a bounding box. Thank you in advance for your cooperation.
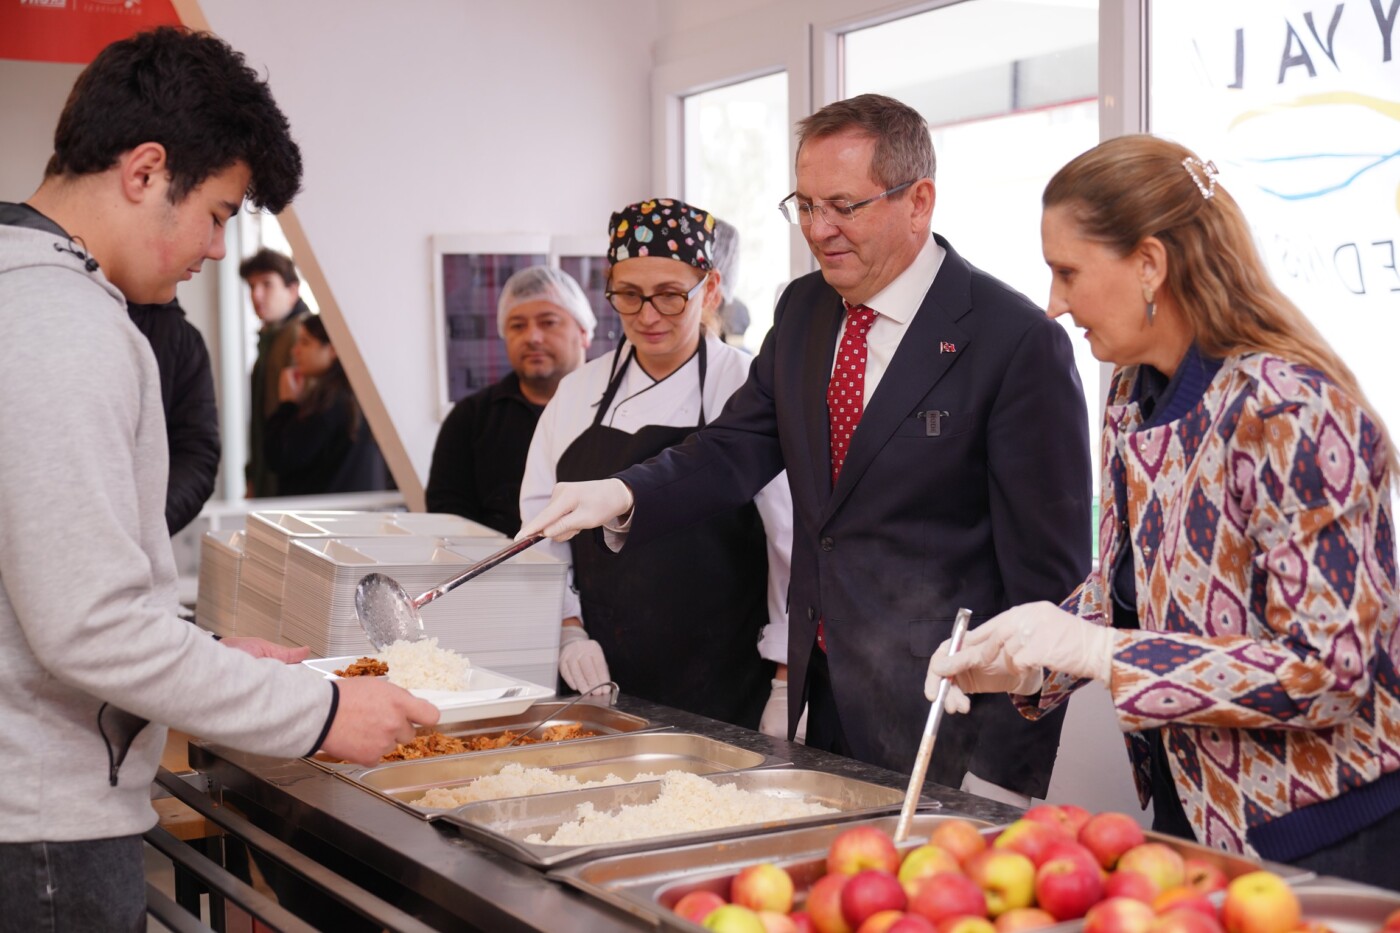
[187,695,1023,932]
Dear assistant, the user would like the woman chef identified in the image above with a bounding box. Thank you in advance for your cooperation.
[520,199,793,735]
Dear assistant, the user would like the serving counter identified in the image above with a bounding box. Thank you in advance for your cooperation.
[178,695,1023,932]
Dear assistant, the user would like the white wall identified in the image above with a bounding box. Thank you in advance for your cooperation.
[185,0,659,504]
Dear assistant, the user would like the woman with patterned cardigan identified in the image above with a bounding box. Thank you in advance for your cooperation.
[928,135,1399,887]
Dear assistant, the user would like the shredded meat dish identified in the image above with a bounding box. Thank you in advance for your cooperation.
[334,657,388,677]
[379,723,598,761]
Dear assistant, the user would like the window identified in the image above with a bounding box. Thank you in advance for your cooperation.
[683,71,792,352]
[843,0,1102,491]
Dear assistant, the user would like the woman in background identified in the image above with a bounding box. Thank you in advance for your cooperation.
[265,314,388,496]
[929,135,1400,887]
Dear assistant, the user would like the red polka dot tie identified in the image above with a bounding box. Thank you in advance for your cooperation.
[826,303,879,487]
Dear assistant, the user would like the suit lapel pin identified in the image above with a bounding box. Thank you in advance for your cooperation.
[940,341,956,353]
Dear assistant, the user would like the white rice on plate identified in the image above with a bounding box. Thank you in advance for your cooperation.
[409,763,661,808]
[524,771,837,845]
[376,637,471,691]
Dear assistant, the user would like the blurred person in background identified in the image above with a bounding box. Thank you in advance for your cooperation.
[265,313,388,496]
[711,217,751,347]
[240,247,309,498]
[929,135,1400,887]
[427,266,594,535]
[126,296,221,533]
[0,28,434,931]
[521,199,795,736]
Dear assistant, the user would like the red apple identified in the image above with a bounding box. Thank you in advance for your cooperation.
[1104,869,1159,903]
[829,827,902,876]
[1220,871,1300,933]
[790,911,817,933]
[994,908,1058,933]
[1083,896,1157,933]
[1116,844,1186,894]
[931,820,988,866]
[733,863,796,913]
[1022,805,1078,840]
[1152,908,1225,933]
[1153,886,1218,919]
[1078,813,1146,870]
[993,820,1063,866]
[857,910,907,933]
[1034,855,1105,921]
[1059,805,1092,836]
[888,918,938,933]
[760,911,803,933]
[1040,839,1103,876]
[964,849,1036,916]
[843,870,909,928]
[908,871,988,926]
[899,845,964,898]
[675,889,728,924]
[936,917,997,933]
[1183,858,1229,896]
[705,904,768,932]
[809,873,855,933]
[1384,908,1400,933]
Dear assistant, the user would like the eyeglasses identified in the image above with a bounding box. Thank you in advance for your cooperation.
[605,273,709,316]
[778,181,915,226]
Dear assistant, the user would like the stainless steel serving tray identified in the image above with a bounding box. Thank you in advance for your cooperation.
[550,812,989,930]
[340,732,789,819]
[1286,880,1400,933]
[439,768,920,869]
[305,700,663,774]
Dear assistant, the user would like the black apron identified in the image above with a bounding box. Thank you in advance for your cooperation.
[556,341,773,728]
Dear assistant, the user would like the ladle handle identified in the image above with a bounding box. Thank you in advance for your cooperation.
[411,534,546,609]
[894,607,971,843]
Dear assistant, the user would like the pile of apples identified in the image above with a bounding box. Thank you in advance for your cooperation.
[668,804,1319,933]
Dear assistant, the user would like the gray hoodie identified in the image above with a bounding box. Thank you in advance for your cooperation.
[0,217,334,843]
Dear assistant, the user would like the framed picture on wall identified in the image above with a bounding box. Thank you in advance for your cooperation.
[431,234,550,419]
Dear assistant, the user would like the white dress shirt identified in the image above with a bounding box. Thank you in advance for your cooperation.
[520,332,793,664]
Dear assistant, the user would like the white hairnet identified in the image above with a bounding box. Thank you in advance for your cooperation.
[497,266,597,340]
[710,218,741,302]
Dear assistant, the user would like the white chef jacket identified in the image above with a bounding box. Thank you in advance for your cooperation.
[521,332,792,664]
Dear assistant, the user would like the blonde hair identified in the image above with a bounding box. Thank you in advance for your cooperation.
[1043,134,1394,476]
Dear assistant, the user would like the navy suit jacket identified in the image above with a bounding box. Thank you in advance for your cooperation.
[620,235,1092,796]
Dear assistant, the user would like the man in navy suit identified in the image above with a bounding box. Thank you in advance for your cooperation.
[521,94,1090,804]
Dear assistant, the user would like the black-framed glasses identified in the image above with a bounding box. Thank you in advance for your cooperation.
[778,181,916,226]
[605,272,709,316]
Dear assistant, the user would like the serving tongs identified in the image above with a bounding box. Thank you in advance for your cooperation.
[502,681,620,748]
[894,607,971,843]
[353,534,545,649]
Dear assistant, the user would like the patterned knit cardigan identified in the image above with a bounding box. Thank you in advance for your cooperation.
[1014,352,1400,855]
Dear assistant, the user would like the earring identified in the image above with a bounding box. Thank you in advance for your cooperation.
[1143,285,1156,325]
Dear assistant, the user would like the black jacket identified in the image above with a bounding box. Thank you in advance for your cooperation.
[425,372,543,536]
[265,386,388,497]
[127,300,221,534]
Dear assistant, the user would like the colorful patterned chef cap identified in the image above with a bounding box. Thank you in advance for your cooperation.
[607,198,718,270]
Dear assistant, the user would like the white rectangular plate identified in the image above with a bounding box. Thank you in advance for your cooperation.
[302,656,554,723]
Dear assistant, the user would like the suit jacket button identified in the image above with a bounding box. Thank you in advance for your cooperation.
[808,607,816,620]
[820,537,834,551]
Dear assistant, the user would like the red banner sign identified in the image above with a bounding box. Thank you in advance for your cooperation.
[0,0,183,65]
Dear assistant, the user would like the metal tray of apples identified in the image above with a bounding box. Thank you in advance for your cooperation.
[337,732,790,820]
[549,813,994,931]
[304,700,666,774]
[438,768,925,869]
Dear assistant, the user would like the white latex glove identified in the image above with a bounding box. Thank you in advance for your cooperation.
[758,679,788,738]
[558,625,611,694]
[926,602,1117,715]
[519,479,634,543]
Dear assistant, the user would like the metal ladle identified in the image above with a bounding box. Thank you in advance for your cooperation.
[894,607,972,843]
[353,534,545,649]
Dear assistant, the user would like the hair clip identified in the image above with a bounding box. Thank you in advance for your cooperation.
[1182,157,1219,200]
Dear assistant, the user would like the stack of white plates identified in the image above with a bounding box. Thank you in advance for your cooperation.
[233,511,504,644]
[194,529,243,637]
[281,536,567,688]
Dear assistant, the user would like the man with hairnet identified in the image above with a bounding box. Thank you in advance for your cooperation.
[427,266,595,536]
